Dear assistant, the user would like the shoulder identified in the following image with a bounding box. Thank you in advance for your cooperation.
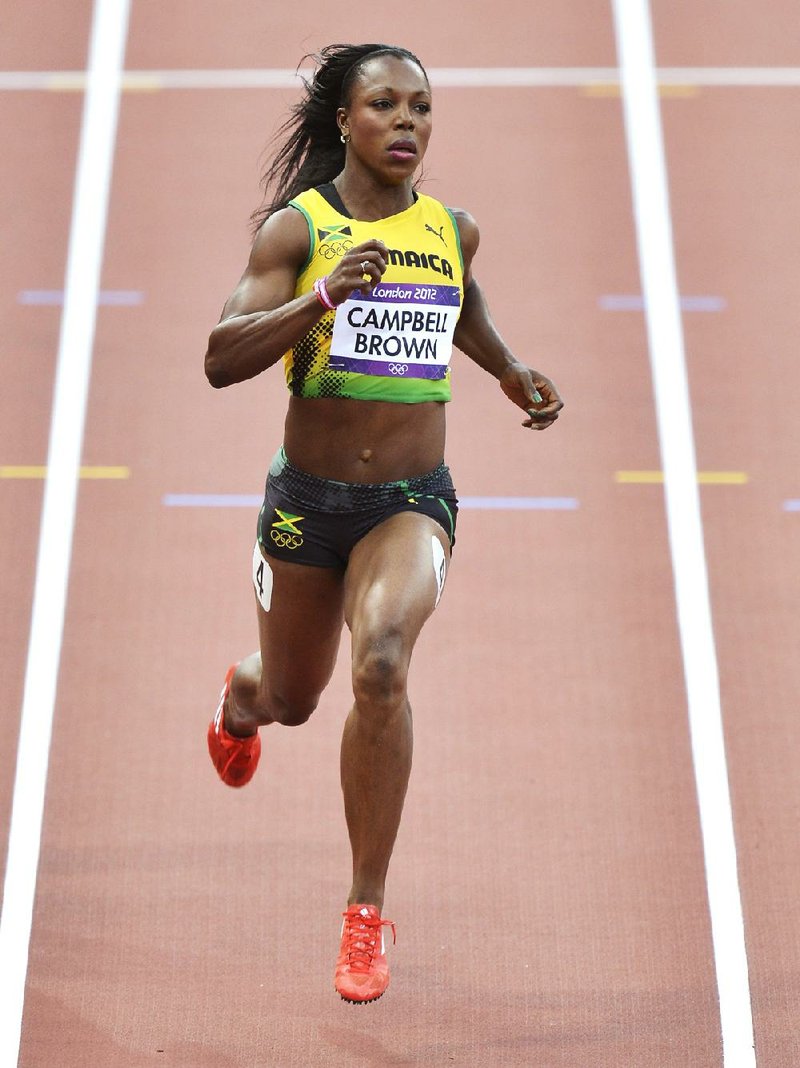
[217,206,310,320]
[446,207,480,278]
[248,203,311,275]
[446,208,479,253]
[417,195,480,275]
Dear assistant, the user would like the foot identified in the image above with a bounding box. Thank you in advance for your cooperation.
[334,904,396,1004]
[207,665,261,788]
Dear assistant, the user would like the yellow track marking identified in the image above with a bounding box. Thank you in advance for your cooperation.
[46,73,162,92]
[1,465,130,479]
[46,74,88,91]
[616,470,748,485]
[120,74,162,91]
[583,83,699,97]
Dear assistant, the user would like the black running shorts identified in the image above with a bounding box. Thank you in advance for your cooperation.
[257,448,458,568]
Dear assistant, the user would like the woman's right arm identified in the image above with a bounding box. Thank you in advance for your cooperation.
[204,207,318,388]
[204,208,388,388]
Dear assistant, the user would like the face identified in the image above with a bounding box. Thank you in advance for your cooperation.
[338,55,432,183]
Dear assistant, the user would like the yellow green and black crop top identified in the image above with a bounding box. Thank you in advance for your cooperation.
[284,184,464,403]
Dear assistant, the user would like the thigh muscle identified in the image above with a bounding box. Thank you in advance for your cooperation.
[255,549,345,708]
[344,511,451,658]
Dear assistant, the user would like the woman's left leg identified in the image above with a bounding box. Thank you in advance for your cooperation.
[340,510,451,912]
[334,510,450,1002]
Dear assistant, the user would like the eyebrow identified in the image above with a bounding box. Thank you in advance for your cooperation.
[367,85,431,96]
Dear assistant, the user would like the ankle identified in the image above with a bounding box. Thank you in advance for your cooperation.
[348,889,385,913]
[223,695,259,738]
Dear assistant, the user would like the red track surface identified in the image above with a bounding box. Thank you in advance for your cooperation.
[3,3,800,1065]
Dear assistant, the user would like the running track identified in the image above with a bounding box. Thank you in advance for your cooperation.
[2,2,800,1065]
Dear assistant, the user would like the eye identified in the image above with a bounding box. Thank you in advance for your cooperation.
[371,99,392,109]
[414,102,431,114]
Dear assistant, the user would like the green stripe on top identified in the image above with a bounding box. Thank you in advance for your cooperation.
[444,207,464,272]
[289,200,316,273]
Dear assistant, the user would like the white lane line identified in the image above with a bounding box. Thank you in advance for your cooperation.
[0,67,614,90]
[3,65,800,91]
[611,2,756,1065]
[0,0,130,1062]
[659,66,800,85]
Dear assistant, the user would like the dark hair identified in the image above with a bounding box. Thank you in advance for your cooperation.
[250,43,428,232]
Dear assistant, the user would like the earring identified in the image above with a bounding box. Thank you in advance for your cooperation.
[340,132,350,144]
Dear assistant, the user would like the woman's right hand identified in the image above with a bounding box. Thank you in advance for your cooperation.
[326,240,388,303]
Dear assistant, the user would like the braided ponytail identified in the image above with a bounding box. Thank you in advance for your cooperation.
[250,43,427,233]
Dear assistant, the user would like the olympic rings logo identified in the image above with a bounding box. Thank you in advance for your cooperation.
[319,240,353,260]
[270,530,304,550]
[387,363,408,375]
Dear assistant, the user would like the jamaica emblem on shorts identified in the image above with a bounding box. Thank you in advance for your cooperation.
[270,509,305,550]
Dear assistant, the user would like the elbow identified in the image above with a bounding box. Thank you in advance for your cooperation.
[204,334,232,388]
[204,318,277,387]
[205,358,229,389]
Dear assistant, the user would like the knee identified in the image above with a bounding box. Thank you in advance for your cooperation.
[234,663,320,727]
[269,692,319,727]
[352,631,409,714]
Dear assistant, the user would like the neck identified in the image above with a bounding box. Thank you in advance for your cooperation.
[332,169,415,221]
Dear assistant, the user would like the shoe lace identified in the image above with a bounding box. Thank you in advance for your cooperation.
[218,730,256,779]
[341,909,396,973]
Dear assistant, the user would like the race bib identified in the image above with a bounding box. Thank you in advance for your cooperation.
[329,282,461,380]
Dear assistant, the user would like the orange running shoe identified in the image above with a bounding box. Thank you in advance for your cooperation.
[207,664,261,788]
[334,904,396,1004]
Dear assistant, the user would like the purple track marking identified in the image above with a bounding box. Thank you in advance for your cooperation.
[18,290,144,306]
[163,494,579,510]
[163,494,262,507]
[599,294,726,312]
[459,496,578,510]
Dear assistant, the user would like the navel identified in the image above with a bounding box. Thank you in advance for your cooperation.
[359,449,373,463]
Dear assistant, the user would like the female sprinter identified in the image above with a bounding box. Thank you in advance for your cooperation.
[204,43,563,1004]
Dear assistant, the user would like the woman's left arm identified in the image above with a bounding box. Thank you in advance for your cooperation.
[450,209,564,430]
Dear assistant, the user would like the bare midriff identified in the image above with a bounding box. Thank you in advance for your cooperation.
[283,396,447,483]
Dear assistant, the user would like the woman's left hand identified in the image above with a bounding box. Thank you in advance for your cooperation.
[499,363,564,430]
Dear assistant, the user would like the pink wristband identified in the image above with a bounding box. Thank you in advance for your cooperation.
[313,276,337,311]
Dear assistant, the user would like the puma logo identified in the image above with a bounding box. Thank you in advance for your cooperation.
[425,223,447,246]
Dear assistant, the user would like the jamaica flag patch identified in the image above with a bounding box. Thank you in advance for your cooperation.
[317,224,353,243]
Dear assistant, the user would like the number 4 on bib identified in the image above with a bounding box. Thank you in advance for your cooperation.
[252,542,273,612]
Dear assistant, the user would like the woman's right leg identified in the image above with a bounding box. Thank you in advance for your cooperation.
[222,551,346,736]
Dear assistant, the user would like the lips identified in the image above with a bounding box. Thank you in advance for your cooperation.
[388,139,417,156]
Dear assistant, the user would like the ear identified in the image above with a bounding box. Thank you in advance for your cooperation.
[336,106,349,139]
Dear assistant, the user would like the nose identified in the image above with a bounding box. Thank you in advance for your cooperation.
[394,105,415,129]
